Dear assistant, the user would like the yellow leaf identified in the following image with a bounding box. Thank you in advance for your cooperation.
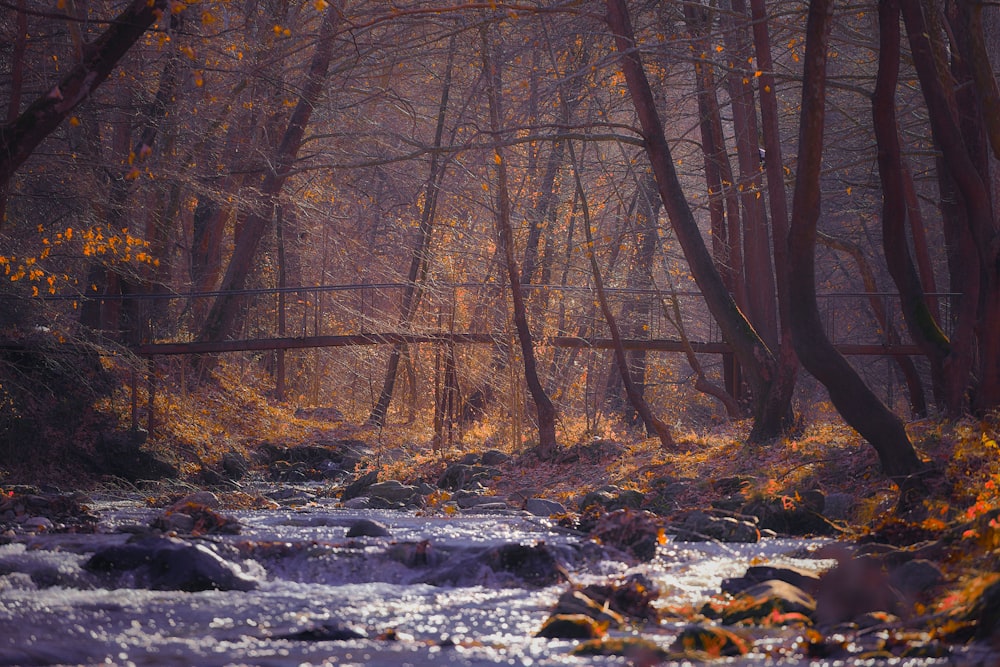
[314,0,329,9]
[69,116,80,127]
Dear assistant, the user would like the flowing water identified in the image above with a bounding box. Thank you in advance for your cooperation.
[0,497,991,666]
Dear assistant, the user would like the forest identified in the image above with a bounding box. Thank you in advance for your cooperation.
[2,0,1000,662]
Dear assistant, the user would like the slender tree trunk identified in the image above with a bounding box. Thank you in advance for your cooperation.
[683,2,747,407]
[198,3,342,344]
[748,0,798,441]
[872,0,950,413]
[481,25,557,458]
[368,37,456,428]
[606,0,778,422]
[788,0,922,479]
[569,140,673,448]
[722,0,778,350]
[902,0,1000,414]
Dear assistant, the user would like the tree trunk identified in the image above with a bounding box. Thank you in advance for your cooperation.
[748,0,798,441]
[722,0,778,350]
[198,3,342,344]
[606,0,778,422]
[872,0,949,414]
[683,2,747,408]
[481,25,558,458]
[788,0,922,479]
[902,0,1000,414]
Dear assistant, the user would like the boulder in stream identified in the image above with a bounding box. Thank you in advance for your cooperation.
[672,509,761,543]
[589,509,663,561]
[84,536,259,592]
[276,621,367,641]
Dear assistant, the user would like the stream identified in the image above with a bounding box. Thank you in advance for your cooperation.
[0,495,989,666]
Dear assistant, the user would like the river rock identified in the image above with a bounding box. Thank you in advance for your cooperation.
[167,491,221,511]
[715,579,816,626]
[0,490,99,533]
[572,637,668,662]
[485,543,567,586]
[437,463,499,491]
[340,470,379,501]
[367,480,420,506]
[673,510,760,543]
[259,439,369,479]
[888,558,944,602]
[722,564,822,597]
[579,485,644,512]
[589,509,662,561]
[814,553,902,626]
[151,501,240,536]
[20,516,54,532]
[221,451,250,481]
[525,498,566,517]
[345,518,392,538]
[94,430,178,482]
[580,574,660,622]
[277,621,366,641]
[967,577,1000,641]
[480,449,510,466]
[535,614,606,639]
[84,536,258,591]
[553,590,625,626]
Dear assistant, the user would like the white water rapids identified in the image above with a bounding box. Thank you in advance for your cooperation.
[0,498,987,666]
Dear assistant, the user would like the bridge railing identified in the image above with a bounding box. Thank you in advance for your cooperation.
[64,283,957,354]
